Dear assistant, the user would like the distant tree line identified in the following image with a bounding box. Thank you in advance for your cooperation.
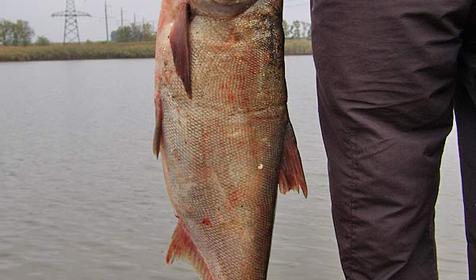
[0,19,51,46]
[0,20,35,46]
[283,20,311,39]
[111,23,156,43]
[0,18,309,47]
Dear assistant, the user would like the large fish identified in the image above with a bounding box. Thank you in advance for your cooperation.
[153,0,308,278]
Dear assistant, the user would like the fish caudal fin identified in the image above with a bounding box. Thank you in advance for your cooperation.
[278,122,308,198]
[166,220,214,280]
[170,2,192,98]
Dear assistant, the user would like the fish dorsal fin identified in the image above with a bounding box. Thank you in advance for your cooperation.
[278,122,308,198]
[169,2,192,98]
[166,219,214,280]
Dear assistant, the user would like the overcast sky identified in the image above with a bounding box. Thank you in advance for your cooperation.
[0,0,310,42]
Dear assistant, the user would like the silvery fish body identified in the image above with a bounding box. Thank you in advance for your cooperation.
[154,0,307,278]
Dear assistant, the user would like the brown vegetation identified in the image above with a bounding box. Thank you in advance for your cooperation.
[0,39,311,62]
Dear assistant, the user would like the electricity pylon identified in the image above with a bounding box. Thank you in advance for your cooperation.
[52,0,91,44]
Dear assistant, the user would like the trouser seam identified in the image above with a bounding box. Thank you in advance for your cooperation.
[344,122,359,279]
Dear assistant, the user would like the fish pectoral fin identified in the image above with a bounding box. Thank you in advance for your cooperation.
[153,92,163,158]
[169,2,192,98]
[278,122,308,198]
[166,219,214,280]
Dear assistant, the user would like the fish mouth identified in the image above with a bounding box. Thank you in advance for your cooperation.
[190,0,257,18]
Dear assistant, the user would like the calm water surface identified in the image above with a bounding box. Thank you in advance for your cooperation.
[0,57,468,279]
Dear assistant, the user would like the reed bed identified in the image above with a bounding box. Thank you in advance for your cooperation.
[0,39,312,62]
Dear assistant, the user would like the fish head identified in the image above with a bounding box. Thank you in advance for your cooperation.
[189,0,258,18]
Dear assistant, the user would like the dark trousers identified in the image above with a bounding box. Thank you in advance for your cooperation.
[311,1,476,279]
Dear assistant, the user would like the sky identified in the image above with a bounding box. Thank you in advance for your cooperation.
[0,0,311,42]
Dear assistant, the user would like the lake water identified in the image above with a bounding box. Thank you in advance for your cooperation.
[0,57,468,279]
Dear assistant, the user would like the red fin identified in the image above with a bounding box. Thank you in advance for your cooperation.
[169,2,192,98]
[166,220,214,280]
[153,92,163,158]
[278,122,308,198]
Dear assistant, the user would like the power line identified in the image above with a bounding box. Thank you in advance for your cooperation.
[52,0,91,43]
[104,0,110,41]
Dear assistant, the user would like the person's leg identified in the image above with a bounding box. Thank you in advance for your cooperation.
[455,12,476,278]
[311,0,471,279]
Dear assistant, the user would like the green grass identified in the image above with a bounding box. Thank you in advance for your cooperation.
[0,39,312,62]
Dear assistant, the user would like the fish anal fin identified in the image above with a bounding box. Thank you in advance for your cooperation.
[169,2,192,98]
[166,220,214,280]
[278,122,308,198]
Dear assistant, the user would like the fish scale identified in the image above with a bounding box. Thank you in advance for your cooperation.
[154,0,308,279]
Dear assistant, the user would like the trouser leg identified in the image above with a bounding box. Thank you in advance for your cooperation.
[455,21,476,279]
[311,0,471,279]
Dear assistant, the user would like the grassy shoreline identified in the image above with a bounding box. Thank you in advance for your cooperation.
[0,39,312,62]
